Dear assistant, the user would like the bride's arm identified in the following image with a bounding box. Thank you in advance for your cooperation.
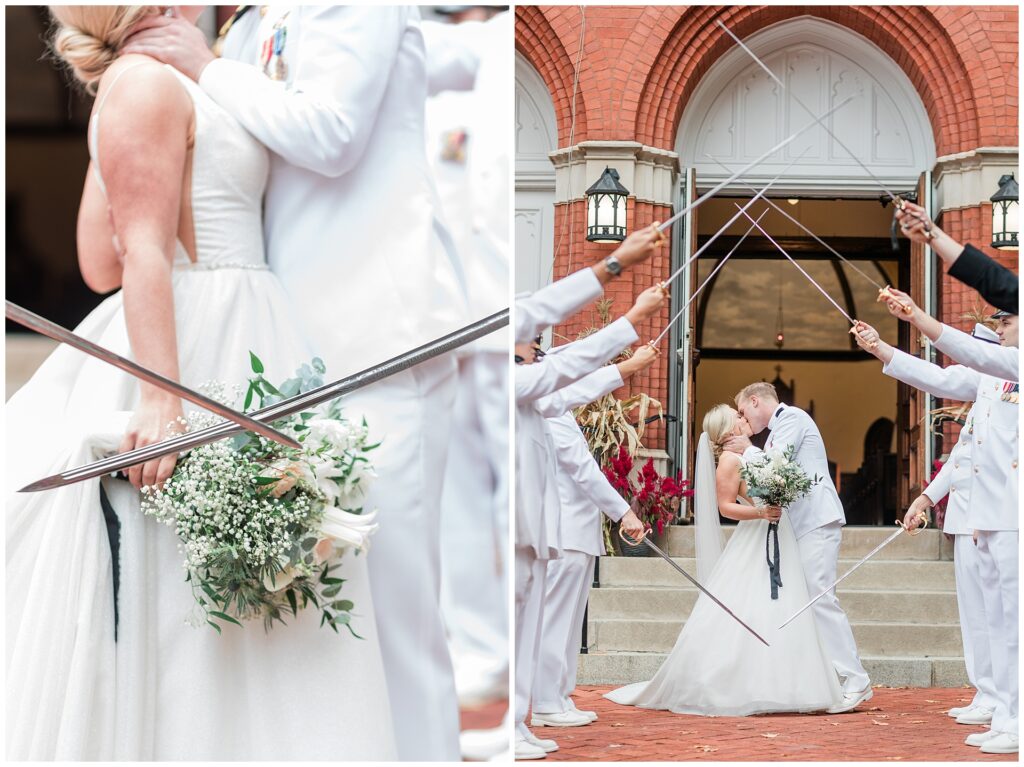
[77,166,123,293]
[715,453,777,522]
[91,63,193,489]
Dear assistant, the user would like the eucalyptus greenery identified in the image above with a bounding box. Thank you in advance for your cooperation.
[739,444,820,509]
[140,354,379,637]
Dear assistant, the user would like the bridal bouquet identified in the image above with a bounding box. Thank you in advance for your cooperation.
[739,445,819,599]
[739,444,820,509]
[140,353,379,637]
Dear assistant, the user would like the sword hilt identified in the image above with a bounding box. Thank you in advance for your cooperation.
[618,525,652,546]
[897,512,929,537]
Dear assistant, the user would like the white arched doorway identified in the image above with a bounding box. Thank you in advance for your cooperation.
[514,51,558,294]
[670,18,939,516]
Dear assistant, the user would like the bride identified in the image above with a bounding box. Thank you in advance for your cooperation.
[6,7,395,760]
[605,404,842,716]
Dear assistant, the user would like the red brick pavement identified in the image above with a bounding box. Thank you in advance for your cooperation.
[528,687,1015,762]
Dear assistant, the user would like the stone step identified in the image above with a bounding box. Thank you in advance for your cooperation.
[657,525,952,560]
[588,587,959,624]
[587,619,964,656]
[598,556,956,591]
[576,651,969,688]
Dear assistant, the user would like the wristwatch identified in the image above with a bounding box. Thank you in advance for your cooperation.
[604,254,623,277]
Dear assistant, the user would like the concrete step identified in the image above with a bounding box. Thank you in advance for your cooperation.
[598,556,956,591]
[588,587,959,624]
[658,525,952,560]
[576,651,969,688]
[587,619,964,656]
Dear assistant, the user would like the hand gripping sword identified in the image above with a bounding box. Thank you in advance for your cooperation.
[19,309,509,492]
[777,514,928,630]
[6,300,300,449]
[619,527,770,647]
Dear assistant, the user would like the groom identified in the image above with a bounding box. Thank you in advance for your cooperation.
[725,382,872,713]
[124,7,469,760]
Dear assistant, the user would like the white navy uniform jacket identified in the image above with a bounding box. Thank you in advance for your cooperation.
[922,404,978,536]
[516,269,603,343]
[743,403,845,540]
[934,323,1019,383]
[539,367,629,557]
[201,6,468,376]
[884,348,1018,531]
[516,318,638,558]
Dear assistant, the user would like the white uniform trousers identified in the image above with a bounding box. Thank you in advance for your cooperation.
[976,530,1019,735]
[796,522,871,692]
[533,550,595,713]
[354,354,461,761]
[515,548,549,727]
[440,352,509,680]
[954,534,999,709]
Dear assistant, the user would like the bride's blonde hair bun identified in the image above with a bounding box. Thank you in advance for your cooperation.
[49,6,155,94]
[702,404,737,461]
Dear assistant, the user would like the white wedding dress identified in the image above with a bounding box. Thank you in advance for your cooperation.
[6,64,396,760]
[606,437,842,716]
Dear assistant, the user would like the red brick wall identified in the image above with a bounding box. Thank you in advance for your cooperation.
[517,5,1019,455]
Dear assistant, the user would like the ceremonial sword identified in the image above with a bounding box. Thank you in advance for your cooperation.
[6,300,299,449]
[778,515,928,630]
[715,20,934,244]
[655,95,854,234]
[620,528,770,647]
[19,309,509,492]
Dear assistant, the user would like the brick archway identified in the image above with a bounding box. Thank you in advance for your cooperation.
[514,5,589,145]
[636,6,982,157]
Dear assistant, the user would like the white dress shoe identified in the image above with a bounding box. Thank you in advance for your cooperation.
[980,732,1018,754]
[965,729,999,747]
[947,701,979,718]
[514,735,547,760]
[567,701,598,722]
[523,730,559,753]
[531,710,592,727]
[955,706,994,725]
[460,725,511,761]
[827,687,873,714]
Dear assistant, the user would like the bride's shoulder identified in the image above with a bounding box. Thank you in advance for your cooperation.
[717,451,743,473]
[95,56,191,120]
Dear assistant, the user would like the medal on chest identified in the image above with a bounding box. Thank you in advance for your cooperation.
[1001,381,1019,404]
[259,10,290,81]
[439,128,469,164]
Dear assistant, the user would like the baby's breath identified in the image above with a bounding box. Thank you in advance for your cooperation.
[140,354,379,637]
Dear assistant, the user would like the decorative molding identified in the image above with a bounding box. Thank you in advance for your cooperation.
[549,141,680,205]
[514,51,557,184]
[932,146,1020,213]
[676,17,936,197]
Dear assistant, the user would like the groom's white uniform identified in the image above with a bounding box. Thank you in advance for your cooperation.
[743,403,871,694]
[883,349,1018,740]
[201,7,468,759]
[532,365,629,715]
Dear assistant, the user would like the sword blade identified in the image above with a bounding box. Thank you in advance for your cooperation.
[656,94,854,233]
[19,309,509,492]
[778,526,904,630]
[716,20,901,204]
[643,537,770,647]
[6,301,300,449]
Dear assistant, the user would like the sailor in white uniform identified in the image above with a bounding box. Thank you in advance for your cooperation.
[893,325,1003,726]
[854,314,1018,755]
[514,288,664,759]
[423,9,512,714]
[530,350,655,728]
[125,7,472,759]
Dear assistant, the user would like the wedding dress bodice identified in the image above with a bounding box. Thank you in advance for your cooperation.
[88,63,269,271]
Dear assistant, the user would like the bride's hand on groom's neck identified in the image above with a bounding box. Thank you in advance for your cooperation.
[722,435,751,454]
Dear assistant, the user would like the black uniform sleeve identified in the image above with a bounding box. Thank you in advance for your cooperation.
[947,243,1019,314]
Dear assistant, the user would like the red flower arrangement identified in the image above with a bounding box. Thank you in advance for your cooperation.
[602,445,693,535]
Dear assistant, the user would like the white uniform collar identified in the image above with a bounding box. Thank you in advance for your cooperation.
[767,403,786,431]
